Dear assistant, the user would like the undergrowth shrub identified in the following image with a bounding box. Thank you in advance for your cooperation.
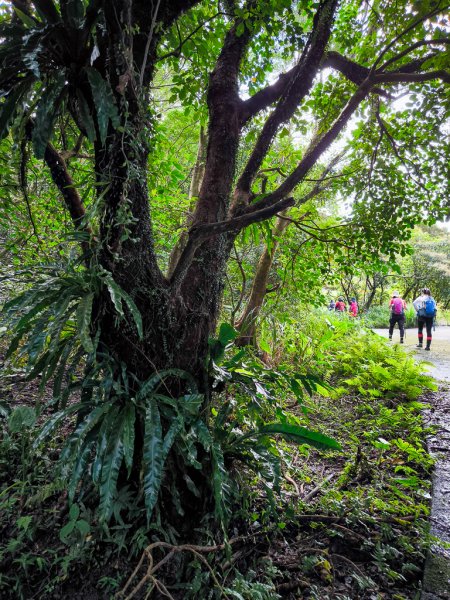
[363,305,418,329]
[0,297,439,599]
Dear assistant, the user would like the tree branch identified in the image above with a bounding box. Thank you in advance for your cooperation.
[370,3,450,72]
[158,12,225,62]
[233,0,339,203]
[374,70,450,84]
[169,197,294,289]
[43,143,89,230]
[189,1,256,228]
[239,81,371,218]
[379,38,450,71]
[239,67,297,125]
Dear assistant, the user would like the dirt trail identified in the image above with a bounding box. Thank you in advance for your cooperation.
[374,326,450,598]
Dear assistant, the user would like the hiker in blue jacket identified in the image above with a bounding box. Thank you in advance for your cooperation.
[412,288,437,351]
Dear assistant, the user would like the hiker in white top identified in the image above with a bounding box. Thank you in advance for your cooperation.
[412,288,437,351]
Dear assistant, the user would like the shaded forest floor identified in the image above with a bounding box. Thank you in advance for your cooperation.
[0,325,442,599]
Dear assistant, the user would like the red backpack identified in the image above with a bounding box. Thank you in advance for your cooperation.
[392,298,404,315]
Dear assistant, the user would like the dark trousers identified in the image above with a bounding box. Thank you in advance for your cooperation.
[418,316,433,346]
[389,314,405,338]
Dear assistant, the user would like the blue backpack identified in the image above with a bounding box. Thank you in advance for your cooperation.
[424,297,436,317]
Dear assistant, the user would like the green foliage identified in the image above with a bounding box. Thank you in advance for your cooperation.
[224,570,281,599]
[339,334,437,400]
[363,305,417,329]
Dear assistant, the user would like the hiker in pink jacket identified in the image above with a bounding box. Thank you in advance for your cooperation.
[389,291,407,344]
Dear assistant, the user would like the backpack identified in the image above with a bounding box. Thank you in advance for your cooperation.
[392,298,404,315]
[424,297,436,317]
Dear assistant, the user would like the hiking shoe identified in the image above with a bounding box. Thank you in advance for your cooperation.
[425,346,431,351]
[389,337,392,341]
[416,344,423,348]
[400,338,404,344]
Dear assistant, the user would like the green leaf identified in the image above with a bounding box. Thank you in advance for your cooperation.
[162,415,184,459]
[75,519,90,536]
[143,397,163,522]
[67,429,97,502]
[76,90,96,142]
[181,393,203,417]
[218,322,238,346]
[211,441,232,527]
[193,419,212,451]
[32,73,66,158]
[33,402,90,448]
[13,7,37,28]
[69,503,80,521]
[105,276,124,317]
[76,292,94,353]
[259,338,271,353]
[121,290,143,339]
[122,403,136,476]
[59,520,75,543]
[137,369,198,401]
[98,408,126,522]
[86,68,120,145]
[257,423,342,451]
[8,406,36,433]
[92,404,120,486]
[0,78,33,140]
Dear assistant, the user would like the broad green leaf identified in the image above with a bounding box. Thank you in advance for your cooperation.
[0,78,33,139]
[122,403,136,476]
[32,73,66,158]
[211,441,232,527]
[105,276,124,317]
[59,520,75,543]
[67,430,97,502]
[98,408,126,521]
[258,423,341,451]
[143,397,163,522]
[92,404,120,486]
[121,290,143,339]
[76,89,96,142]
[181,393,203,417]
[75,519,90,536]
[76,292,94,353]
[259,338,271,353]
[162,415,184,459]
[33,402,90,448]
[86,68,120,145]
[13,7,37,28]
[8,406,36,433]
[69,503,80,521]
[218,322,238,346]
